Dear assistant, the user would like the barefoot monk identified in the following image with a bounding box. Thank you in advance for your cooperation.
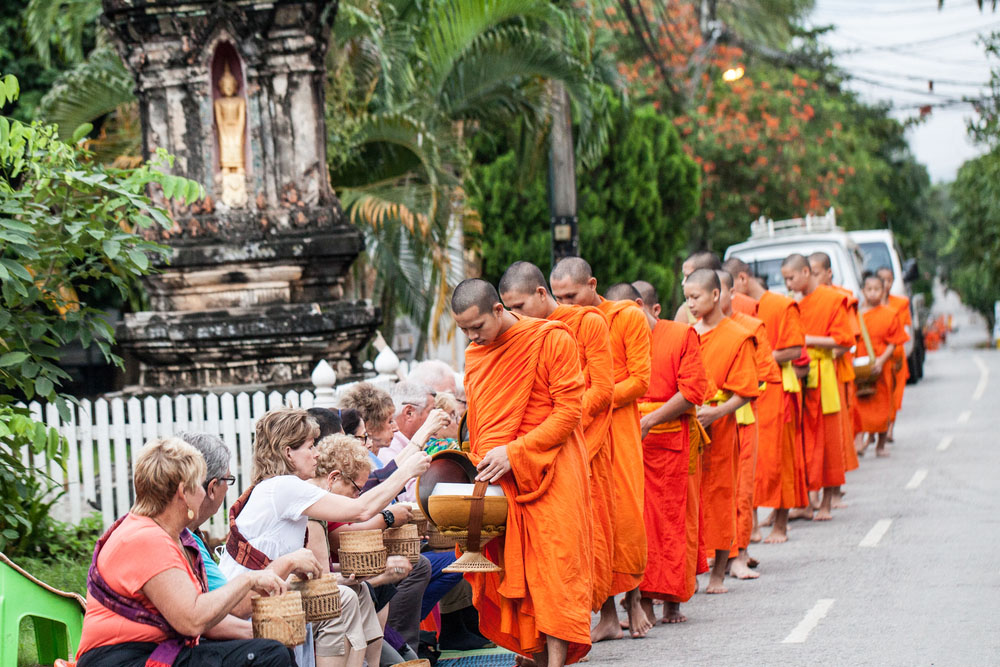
[452,279,593,666]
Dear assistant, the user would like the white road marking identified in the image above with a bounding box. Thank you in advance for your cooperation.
[782,599,836,644]
[905,469,928,490]
[958,410,972,424]
[937,435,954,452]
[973,355,989,401]
[859,519,893,548]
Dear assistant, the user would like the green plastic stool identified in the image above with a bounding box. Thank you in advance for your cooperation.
[0,552,85,667]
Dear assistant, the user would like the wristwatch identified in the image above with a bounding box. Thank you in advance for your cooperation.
[381,509,396,527]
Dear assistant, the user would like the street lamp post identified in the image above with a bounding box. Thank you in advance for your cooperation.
[549,81,578,268]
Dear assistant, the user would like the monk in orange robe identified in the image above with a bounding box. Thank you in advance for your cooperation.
[731,290,759,316]
[877,267,913,442]
[809,252,861,478]
[856,273,909,456]
[452,279,593,666]
[723,257,807,544]
[549,258,651,640]
[781,254,852,521]
[627,282,710,625]
[499,261,615,612]
[685,269,760,594]
[719,270,781,579]
[673,251,722,323]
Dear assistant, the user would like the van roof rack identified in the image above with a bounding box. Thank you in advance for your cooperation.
[749,207,840,239]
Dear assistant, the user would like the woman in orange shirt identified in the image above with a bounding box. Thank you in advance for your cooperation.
[76,437,293,666]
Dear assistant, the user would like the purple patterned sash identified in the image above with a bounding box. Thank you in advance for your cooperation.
[86,514,208,667]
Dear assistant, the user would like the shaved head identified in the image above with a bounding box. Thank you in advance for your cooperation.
[717,270,734,289]
[605,282,641,301]
[722,257,751,277]
[684,251,722,272]
[808,252,832,271]
[451,278,500,316]
[687,268,721,292]
[631,280,658,306]
[782,253,809,271]
[550,257,593,284]
[498,261,548,297]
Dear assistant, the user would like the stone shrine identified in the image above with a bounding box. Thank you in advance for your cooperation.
[102,0,378,390]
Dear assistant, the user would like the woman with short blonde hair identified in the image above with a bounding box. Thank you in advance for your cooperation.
[315,434,373,482]
[76,438,291,666]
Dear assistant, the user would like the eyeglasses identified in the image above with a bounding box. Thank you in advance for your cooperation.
[357,432,370,444]
[205,474,236,489]
[344,474,364,498]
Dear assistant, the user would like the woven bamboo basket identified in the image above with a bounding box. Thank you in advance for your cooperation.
[251,591,307,647]
[384,524,421,564]
[425,523,457,550]
[391,660,432,667]
[289,574,342,622]
[408,503,429,535]
[339,548,387,576]
[339,529,384,552]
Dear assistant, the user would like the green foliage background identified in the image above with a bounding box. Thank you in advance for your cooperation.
[471,101,700,303]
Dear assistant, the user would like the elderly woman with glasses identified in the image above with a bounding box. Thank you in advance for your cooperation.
[218,408,430,667]
[75,438,292,666]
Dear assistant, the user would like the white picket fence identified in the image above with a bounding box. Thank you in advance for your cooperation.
[26,347,410,539]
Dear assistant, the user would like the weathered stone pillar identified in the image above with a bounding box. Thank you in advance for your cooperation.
[103,0,379,390]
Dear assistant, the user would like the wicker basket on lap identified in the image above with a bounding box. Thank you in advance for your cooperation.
[338,529,387,576]
[383,524,421,564]
[289,574,342,622]
[252,591,307,647]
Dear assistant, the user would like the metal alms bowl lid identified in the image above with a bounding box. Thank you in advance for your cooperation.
[415,450,479,519]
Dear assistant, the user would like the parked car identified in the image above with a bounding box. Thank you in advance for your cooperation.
[847,229,924,383]
[724,208,865,298]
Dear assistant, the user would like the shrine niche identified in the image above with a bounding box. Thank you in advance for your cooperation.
[102,0,379,390]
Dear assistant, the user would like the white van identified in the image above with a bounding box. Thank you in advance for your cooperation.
[723,209,864,298]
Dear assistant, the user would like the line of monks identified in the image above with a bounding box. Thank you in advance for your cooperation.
[447,249,912,667]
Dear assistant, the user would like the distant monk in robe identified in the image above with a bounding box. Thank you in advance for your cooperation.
[877,266,913,444]
[452,279,593,667]
[549,259,651,640]
[781,254,852,521]
[723,257,807,544]
[684,269,759,594]
[809,252,861,481]
[718,270,781,579]
[674,251,723,323]
[498,261,615,613]
[856,273,909,457]
[631,281,710,624]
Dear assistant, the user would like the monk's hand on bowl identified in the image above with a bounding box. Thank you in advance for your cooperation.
[475,445,511,483]
[248,569,287,597]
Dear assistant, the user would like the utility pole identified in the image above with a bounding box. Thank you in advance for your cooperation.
[548,81,578,269]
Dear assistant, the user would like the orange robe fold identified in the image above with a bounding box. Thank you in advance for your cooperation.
[798,286,853,490]
[732,291,759,316]
[857,306,909,433]
[597,297,651,594]
[731,312,781,553]
[638,320,709,603]
[754,292,808,509]
[887,294,912,412]
[698,318,760,553]
[464,316,592,663]
[831,285,861,472]
[549,304,615,611]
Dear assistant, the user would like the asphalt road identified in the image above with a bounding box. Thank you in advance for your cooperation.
[585,291,1000,666]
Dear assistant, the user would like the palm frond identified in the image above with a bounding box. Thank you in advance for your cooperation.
[38,47,135,142]
[25,0,102,67]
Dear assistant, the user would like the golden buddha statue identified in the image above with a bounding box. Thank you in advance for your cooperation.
[214,63,247,207]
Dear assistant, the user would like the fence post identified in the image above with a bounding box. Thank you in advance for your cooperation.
[311,360,338,408]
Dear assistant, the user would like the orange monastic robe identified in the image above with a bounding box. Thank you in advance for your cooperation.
[887,294,912,412]
[754,292,808,509]
[831,285,861,472]
[597,297,651,594]
[549,304,615,611]
[698,318,760,553]
[798,286,853,490]
[857,306,909,433]
[637,320,709,602]
[732,291,759,316]
[464,316,593,663]
[730,312,781,553]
